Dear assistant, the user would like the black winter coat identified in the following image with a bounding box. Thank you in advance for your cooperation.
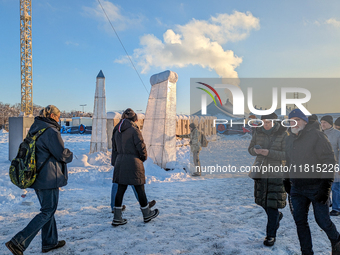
[30,117,73,189]
[248,123,287,209]
[111,119,147,185]
[285,121,335,188]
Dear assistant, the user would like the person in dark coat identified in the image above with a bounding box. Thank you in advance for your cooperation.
[248,112,287,247]
[284,109,340,255]
[6,105,73,255]
[335,117,340,131]
[111,108,159,225]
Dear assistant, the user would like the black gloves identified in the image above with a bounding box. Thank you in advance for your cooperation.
[140,155,146,162]
[315,179,332,204]
[283,179,291,195]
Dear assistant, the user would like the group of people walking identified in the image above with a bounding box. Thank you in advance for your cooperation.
[5,104,340,255]
[248,109,340,254]
[6,106,159,255]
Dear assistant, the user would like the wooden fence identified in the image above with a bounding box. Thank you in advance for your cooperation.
[107,117,216,149]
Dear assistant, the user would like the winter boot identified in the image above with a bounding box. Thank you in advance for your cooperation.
[42,240,66,253]
[332,237,340,255]
[191,172,201,177]
[148,200,156,208]
[112,207,127,226]
[263,237,275,246]
[112,205,126,213]
[141,204,159,223]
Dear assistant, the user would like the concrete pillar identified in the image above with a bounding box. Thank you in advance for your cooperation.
[142,70,178,169]
[90,70,107,153]
[106,118,114,150]
[8,116,34,161]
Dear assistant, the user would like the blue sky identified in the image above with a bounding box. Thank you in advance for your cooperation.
[1,0,339,114]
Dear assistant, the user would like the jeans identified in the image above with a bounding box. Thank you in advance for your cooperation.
[115,184,148,208]
[11,188,59,251]
[332,181,340,212]
[290,186,339,255]
[111,183,139,211]
[264,207,280,238]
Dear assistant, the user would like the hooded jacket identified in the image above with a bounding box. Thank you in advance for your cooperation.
[248,123,287,209]
[30,117,73,189]
[111,119,147,185]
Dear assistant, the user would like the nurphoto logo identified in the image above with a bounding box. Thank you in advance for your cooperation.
[197,82,311,116]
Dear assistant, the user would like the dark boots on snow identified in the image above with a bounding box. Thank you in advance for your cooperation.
[112,207,127,226]
[42,240,66,253]
[263,237,275,246]
[332,236,340,255]
[141,204,159,223]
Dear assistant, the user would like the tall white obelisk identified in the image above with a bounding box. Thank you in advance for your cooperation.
[90,70,107,153]
[142,70,178,169]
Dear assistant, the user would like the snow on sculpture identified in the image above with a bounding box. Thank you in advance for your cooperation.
[90,70,107,153]
[142,70,178,169]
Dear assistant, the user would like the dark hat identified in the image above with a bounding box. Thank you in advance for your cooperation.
[288,109,308,123]
[321,115,333,126]
[308,114,318,123]
[335,117,340,126]
[261,112,278,120]
[189,123,196,129]
[122,108,137,122]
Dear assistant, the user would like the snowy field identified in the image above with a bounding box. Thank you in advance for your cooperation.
[0,130,339,254]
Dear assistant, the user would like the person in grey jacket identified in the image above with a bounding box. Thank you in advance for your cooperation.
[321,115,340,216]
[6,105,73,255]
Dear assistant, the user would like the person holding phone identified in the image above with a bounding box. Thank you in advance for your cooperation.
[248,113,287,247]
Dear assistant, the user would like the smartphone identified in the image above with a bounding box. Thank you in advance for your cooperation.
[254,145,262,149]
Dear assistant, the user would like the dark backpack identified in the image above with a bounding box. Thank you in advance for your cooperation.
[9,127,50,189]
[200,132,209,147]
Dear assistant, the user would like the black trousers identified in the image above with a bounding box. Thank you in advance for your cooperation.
[264,207,280,238]
[115,184,148,208]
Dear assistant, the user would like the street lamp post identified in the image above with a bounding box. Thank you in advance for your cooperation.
[80,104,87,113]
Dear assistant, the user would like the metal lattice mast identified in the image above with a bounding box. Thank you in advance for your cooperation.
[20,0,33,115]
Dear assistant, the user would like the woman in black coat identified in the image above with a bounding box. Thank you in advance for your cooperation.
[111,108,159,225]
[248,113,287,247]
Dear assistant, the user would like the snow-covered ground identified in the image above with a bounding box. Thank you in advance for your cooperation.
[0,129,338,254]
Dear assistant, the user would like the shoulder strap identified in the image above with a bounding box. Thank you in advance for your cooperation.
[29,126,51,140]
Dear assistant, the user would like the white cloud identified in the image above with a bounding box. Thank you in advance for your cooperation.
[118,11,260,78]
[82,0,143,31]
[65,41,79,47]
[325,18,340,28]
[314,21,320,26]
